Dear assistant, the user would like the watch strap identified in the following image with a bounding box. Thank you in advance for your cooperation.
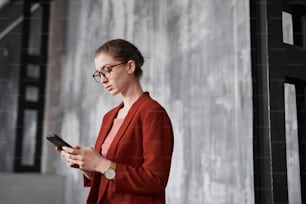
[103,161,116,174]
[110,161,116,170]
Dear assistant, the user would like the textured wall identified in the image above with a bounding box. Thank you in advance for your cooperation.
[43,0,253,203]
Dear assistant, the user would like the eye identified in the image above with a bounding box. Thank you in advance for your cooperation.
[102,66,112,72]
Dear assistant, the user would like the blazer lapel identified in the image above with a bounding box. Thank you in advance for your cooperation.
[106,92,150,160]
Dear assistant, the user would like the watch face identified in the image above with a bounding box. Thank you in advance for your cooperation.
[105,168,116,180]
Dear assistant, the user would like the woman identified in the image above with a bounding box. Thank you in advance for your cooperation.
[60,39,174,204]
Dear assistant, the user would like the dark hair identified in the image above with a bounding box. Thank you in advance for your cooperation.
[95,39,144,79]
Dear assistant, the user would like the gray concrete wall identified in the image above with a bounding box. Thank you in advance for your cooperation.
[43,0,254,204]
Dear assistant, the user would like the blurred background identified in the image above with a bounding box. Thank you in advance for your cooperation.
[0,0,305,204]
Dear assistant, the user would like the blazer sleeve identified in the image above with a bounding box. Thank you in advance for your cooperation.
[112,105,174,195]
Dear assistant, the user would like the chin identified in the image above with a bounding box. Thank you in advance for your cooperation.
[109,89,120,96]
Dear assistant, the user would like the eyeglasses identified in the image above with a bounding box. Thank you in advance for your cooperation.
[92,62,126,83]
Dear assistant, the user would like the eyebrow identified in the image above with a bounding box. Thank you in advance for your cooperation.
[97,64,111,72]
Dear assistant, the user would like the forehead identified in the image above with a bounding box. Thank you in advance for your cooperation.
[94,53,116,68]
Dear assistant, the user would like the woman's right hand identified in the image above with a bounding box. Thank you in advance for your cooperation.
[56,146,92,178]
[59,146,80,168]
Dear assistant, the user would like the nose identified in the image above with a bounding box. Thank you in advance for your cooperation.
[101,75,108,83]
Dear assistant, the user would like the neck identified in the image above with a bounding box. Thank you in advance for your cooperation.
[121,80,143,109]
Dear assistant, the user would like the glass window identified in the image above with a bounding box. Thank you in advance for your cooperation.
[21,110,37,166]
[282,11,294,45]
[26,64,40,79]
[25,86,39,102]
[28,4,42,55]
[284,83,302,204]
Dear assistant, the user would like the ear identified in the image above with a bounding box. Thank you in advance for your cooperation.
[126,60,136,75]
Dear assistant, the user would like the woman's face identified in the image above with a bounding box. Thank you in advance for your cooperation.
[94,53,134,95]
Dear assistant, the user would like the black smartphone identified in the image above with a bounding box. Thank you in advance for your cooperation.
[47,133,72,148]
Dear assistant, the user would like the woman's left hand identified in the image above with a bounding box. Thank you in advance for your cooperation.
[61,146,110,173]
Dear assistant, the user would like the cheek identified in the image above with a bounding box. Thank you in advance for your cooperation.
[110,74,129,86]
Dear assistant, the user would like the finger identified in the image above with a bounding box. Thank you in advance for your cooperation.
[62,146,73,152]
[61,151,66,158]
[67,153,81,161]
[61,151,75,161]
[71,164,79,168]
[66,160,79,168]
[62,146,80,154]
[65,155,77,164]
[61,150,82,164]
[61,150,69,158]
[67,158,80,168]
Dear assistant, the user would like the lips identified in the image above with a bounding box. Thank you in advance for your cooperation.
[105,85,112,91]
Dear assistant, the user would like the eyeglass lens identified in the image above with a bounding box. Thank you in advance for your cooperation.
[92,62,126,83]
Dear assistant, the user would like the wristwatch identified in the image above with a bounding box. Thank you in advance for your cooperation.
[103,161,116,180]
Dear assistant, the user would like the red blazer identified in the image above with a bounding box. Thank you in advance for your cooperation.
[84,92,174,204]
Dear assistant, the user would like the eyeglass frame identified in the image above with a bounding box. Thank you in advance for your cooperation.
[92,62,127,83]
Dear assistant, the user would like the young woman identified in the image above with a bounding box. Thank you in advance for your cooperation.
[59,39,174,204]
